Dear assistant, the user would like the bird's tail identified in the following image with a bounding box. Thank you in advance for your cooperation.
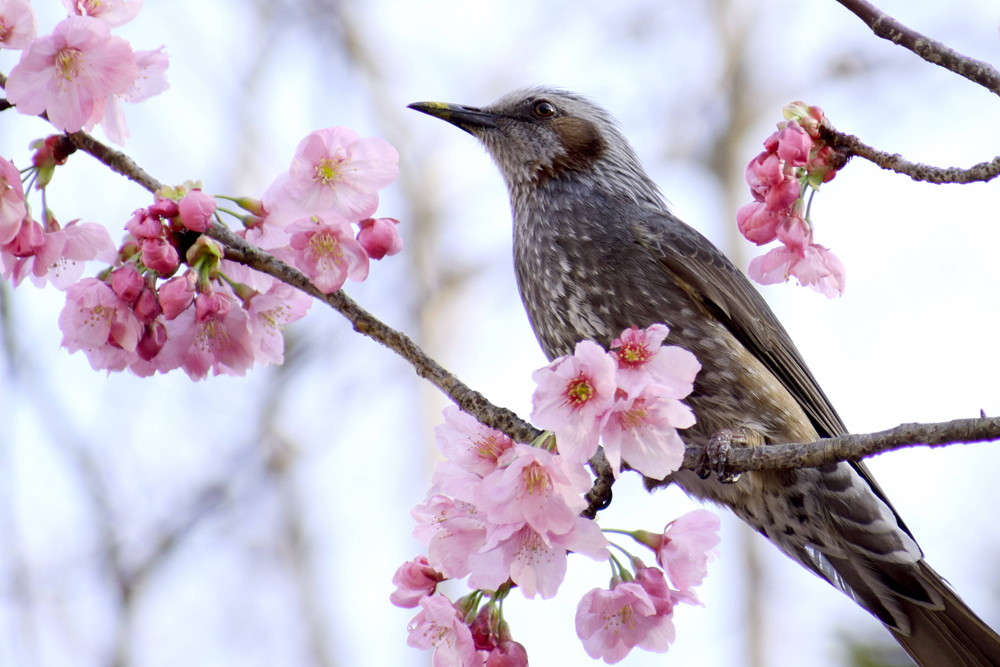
[887,561,1000,667]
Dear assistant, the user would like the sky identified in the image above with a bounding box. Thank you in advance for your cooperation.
[2,1,1000,666]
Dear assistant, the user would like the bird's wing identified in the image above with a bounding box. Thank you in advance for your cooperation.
[632,208,914,537]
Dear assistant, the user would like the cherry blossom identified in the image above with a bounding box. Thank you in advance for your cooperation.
[0,0,35,49]
[283,127,399,220]
[62,0,143,26]
[599,383,694,480]
[531,339,616,462]
[0,157,27,245]
[738,102,845,297]
[406,593,479,667]
[390,556,446,609]
[5,16,138,134]
[287,215,369,293]
[575,569,677,663]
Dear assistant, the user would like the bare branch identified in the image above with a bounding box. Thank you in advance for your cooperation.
[680,416,1000,474]
[819,120,1000,184]
[835,0,1000,97]
[206,223,542,444]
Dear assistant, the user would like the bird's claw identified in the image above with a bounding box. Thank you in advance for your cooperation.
[697,427,755,484]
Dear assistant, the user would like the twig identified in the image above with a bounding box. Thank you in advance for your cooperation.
[835,0,1000,97]
[820,121,1000,184]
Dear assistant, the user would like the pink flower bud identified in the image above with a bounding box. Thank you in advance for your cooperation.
[776,121,811,167]
[763,174,801,212]
[736,202,780,245]
[147,198,179,219]
[357,217,403,260]
[140,238,180,276]
[744,151,782,200]
[194,292,230,323]
[125,208,164,239]
[389,556,445,609]
[178,189,217,232]
[485,641,529,667]
[110,264,144,303]
[136,320,167,361]
[158,272,196,319]
[2,217,44,256]
[132,286,162,323]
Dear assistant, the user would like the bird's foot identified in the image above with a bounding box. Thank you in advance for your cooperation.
[697,426,765,483]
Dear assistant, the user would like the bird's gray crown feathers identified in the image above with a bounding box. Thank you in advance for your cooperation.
[411,87,665,208]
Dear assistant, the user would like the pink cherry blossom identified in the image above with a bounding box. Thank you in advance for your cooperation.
[390,556,446,609]
[96,46,169,145]
[0,0,35,49]
[599,383,694,479]
[656,510,721,596]
[25,220,116,289]
[411,495,487,580]
[357,216,403,259]
[59,277,142,359]
[62,0,143,26]
[287,215,369,293]
[575,573,676,663]
[5,16,138,133]
[0,157,27,245]
[154,289,254,380]
[244,279,312,365]
[469,518,607,599]
[407,593,479,667]
[610,324,700,397]
[432,405,515,501]
[474,444,590,538]
[747,241,845,298]
[285,127,399,220]
[531,339,616,463]
[0,217,44,282]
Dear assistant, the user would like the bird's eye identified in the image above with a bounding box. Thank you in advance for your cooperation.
[533,101,557,118]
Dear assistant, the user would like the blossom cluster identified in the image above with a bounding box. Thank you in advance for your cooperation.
[3,0,169,145]
[0,122,401,379]
[532,323,700,480]
[1,0,401,382]
[738,102,846,298]
[393,327,719,665]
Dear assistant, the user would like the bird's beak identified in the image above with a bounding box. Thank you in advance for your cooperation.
[407,101,500,134]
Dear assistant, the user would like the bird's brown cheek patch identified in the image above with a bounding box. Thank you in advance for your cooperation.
[551,117,607,173]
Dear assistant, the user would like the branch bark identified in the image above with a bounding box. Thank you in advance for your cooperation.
[684,416,1000,473]
[835,0,1000,97]
[819,121,1000,184]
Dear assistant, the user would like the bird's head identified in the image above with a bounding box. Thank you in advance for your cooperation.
[408,86,661,204]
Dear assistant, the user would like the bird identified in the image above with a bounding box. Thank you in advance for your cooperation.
[409,86,1000,666]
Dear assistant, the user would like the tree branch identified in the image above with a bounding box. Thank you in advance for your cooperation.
[682,416,1000,473]
[819,120,1000,184]
[835,0,1000,97]
[208,223,542,444]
